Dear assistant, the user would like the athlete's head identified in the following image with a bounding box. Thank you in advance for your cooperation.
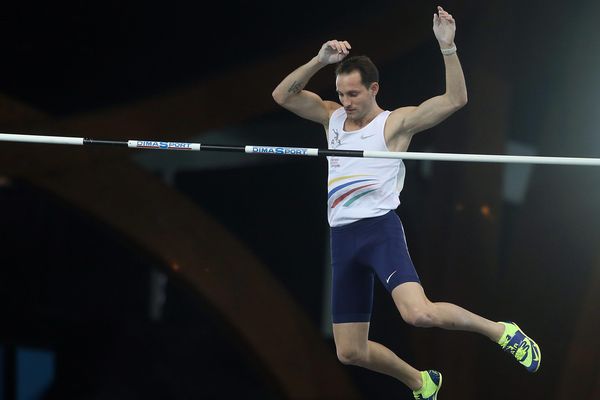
[335,56,380,120]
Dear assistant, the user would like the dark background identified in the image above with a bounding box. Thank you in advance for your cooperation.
[1,1,599,399]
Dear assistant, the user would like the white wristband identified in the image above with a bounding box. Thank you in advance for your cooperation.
[441,45,457,55]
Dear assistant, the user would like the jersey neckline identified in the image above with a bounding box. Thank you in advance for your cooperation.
[340,109,389,134]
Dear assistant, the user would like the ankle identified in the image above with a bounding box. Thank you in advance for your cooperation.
[410,371,426,392]
[489,321,506,343]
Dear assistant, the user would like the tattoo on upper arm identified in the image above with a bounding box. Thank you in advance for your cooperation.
[287,80,304,94]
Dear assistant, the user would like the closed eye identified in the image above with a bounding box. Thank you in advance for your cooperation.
[337,91,359,97]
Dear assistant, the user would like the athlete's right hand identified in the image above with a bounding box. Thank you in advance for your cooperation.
[317,40,351,64]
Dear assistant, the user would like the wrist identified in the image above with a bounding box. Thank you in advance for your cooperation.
[440,43,457,56]
[312,56,328,67]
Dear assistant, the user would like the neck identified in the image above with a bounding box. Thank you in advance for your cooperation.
[348,105,383,128]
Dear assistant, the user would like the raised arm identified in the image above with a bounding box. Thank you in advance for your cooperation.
[385,7,468,146]
[272,41,350,127]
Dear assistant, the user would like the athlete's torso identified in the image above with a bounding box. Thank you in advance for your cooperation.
[326,108,406,227]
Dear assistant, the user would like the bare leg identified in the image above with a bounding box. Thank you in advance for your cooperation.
[333,322,424,391]
[392,282,505,342]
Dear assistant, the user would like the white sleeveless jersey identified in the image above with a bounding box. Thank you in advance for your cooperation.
[327,108,406,227]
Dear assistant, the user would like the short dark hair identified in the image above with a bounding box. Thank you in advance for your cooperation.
[335,55,379,87]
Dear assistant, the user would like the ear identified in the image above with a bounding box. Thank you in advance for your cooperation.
[369,82,379,96]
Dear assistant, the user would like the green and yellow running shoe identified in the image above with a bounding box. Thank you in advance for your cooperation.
[498,321,541,373]
[413,370,442,400]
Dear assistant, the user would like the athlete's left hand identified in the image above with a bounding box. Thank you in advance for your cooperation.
[433,6,456,48]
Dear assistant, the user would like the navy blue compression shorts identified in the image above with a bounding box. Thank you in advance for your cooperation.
[330,210,421,324]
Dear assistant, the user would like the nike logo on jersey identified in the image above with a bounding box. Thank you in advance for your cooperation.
[361,132,376,139]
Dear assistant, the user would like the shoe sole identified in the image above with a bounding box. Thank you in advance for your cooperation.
[433,372,442,400]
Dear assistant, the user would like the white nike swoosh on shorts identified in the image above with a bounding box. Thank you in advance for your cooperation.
[386,270,397,284]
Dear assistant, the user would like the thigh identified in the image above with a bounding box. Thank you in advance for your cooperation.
[391,281,430,314]
[331,229,374,324]
[332,322,370,351]
[332,260,374,323]
[361,213,420,292]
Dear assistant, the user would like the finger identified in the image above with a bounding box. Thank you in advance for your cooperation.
[343,41,352,50]
[440,12,452,22]
[329,40,338,51]
[340,42,350,54]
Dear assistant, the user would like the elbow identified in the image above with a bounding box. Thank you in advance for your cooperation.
[451,94,468,110]
[272,90,287,106]
[444,87,468,111]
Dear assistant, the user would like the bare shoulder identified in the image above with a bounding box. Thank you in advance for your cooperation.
[325,101,343,116]
[385,106,417,137]
[384,106,418,151]
[323,101,342,133]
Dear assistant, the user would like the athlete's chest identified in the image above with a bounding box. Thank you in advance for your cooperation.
[329,126,386,150]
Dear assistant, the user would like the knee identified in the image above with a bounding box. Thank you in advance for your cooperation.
[401,305,437,328]
[336,347,367,366]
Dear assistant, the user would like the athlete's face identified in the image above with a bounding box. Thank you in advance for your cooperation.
[336,71,378,121]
